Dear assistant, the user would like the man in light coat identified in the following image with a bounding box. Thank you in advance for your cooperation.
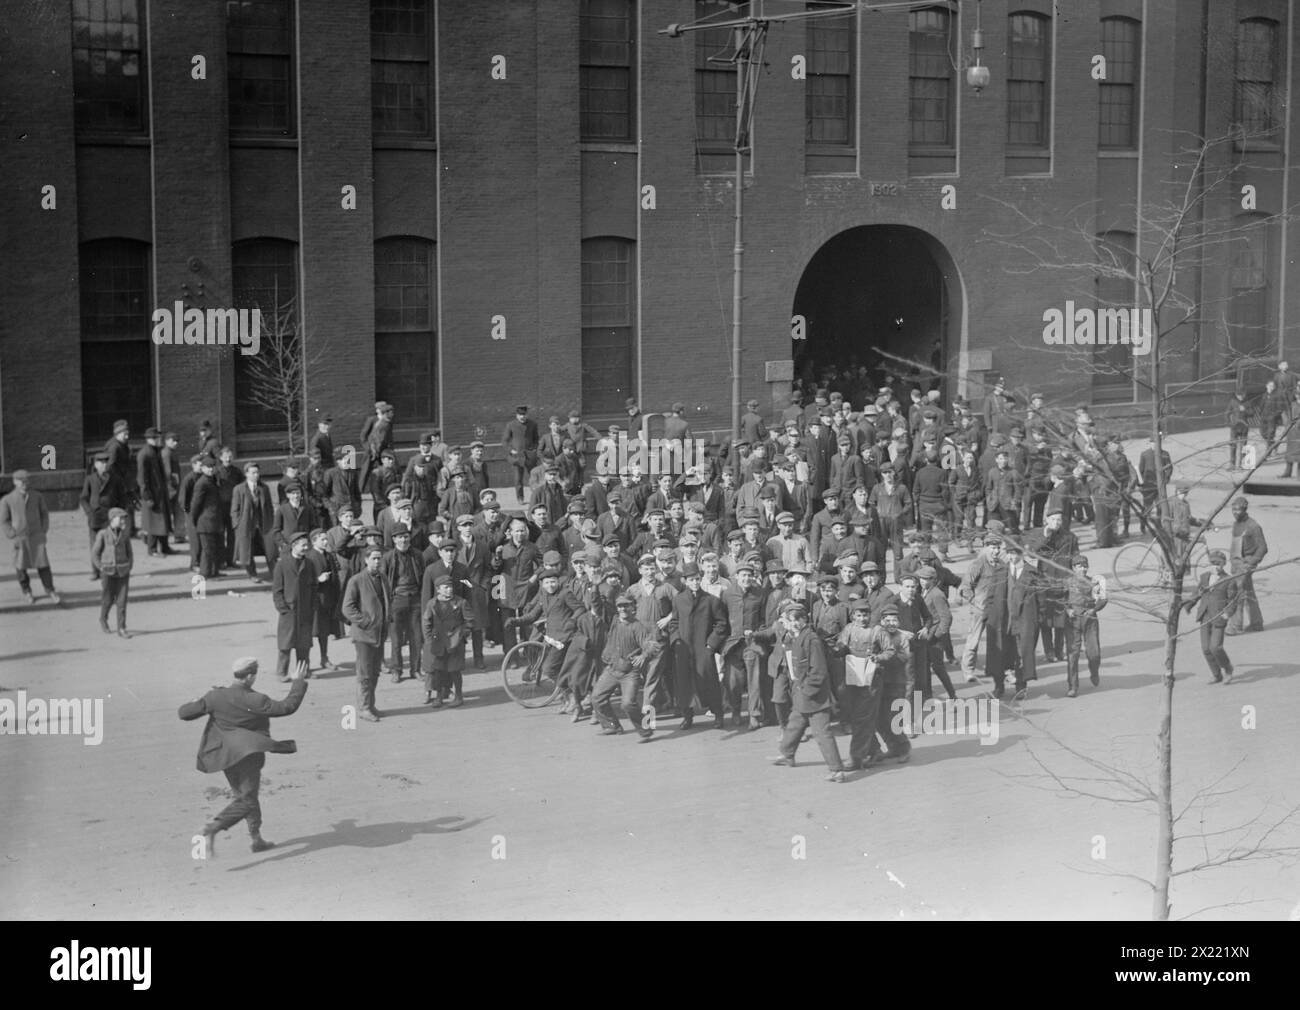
[1,469,58,605]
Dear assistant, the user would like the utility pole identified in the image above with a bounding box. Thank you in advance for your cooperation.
[662,1,856,440]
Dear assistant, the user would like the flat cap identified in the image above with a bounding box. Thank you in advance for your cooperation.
[879,604,899,617]
[290,531,310,544]
[680,562,701,578]
[391,524,411,537]
[916,565,937,579]
[456,514,476,527]
[231,656,259,677]
[107,506,128,520]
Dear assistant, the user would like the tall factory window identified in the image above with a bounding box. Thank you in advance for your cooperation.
[375,237,438,423]
[79,239,153,440]
[1098,16,1140,149]
[227,0,295,137]
[581,0,635,142]
[1234,17,1281,140]
[581,238,636,415]
[372,0,433,138]
[72,0,148,133]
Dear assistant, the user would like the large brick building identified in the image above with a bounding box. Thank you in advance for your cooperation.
[2,0,1297,493]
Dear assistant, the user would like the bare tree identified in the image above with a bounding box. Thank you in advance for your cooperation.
[241,293,328,456]
[971,128,1300,918]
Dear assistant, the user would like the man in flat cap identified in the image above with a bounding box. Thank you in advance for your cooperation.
[382,523,426,682]
[668,562,728,730]
[768,602,846,781]
[1063,554,1107,697]
[93,507,133,636]
[188,456,224,579]
[232,461,276,581]
[740,397,768,446]
[309,413,335,472]
[1182,549,1239,682]
[502,405,541,502]
[359,401,394,496]
[137,426,173,555]
[272,480,314,563]
[179,656,308,855]
[1225,497,1267,635]
[272,530,317,681]
[343,545,390,720]
[81,451,127,581]
[719,560,769,730]
[103,419,136,536]
[1,469,59,605]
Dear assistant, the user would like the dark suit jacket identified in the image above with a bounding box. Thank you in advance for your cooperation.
[669,588,729,674]
[271,502,314,554]
[232,481,276,564]
[343,569,391,646]
[178,679,307,772]
[272,554,317,651]
[80,470,127,529]
[188,476,224,533]
[1187,571,1240,626]
[787,625,834,714]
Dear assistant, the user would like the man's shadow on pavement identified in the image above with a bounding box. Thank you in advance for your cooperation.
[227,815,488,870]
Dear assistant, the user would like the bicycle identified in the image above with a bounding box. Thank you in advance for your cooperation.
[500,635,561,708]
[1111,531,1213,592]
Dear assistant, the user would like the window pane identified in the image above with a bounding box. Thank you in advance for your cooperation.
[233,238,297,432]
[695,1,746,144]
[371,0,433,137]
[582,239,636,414]
[375,238,437,421]
[1099,17,1139,148]
[72,0,147,131]
[1093,231,1135,398]
[1235,19,1279,136]
[807,11,853,146]
[79,239,153,438]
[1007,13,1049,147]
[1229,220,1271,358]
[228,0,294,135]
[909,7,953,147]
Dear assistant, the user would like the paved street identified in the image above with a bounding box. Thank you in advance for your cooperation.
[2,429,1298,920]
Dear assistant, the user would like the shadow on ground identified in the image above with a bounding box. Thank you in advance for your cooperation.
[226,815,488,869]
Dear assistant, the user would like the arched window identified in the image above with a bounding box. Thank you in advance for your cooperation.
[1098,16,1140,149]
[233,238,298,432]
[374,237,437,422]
[79,238,152,439]
[581,238,636,414]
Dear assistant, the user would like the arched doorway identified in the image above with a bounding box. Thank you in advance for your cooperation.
[792,225,964,401]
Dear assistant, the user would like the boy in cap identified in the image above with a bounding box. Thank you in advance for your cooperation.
[1182,550,1239,682]
[179,655,308,855]
[421,574,468,706]
[1226,390,1251,470]
[188,456,224,579]
[740,397,768,445]
[507,565,587,709]
[917,565,956,700]
[309,414,334,471]
[93,507,133,636]
[0,469,59,605]
[768,602,846,781]
[1063,554,1107,696]
[592,593,660,738]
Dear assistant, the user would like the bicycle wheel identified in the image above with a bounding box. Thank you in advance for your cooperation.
[501,640,559,708]
[1111,538,1162,591]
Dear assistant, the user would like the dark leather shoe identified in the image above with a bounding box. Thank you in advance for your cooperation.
[249,836,275,853]
[680,712,694,730]
[713,715,725,729]
[769,755,795,766]
[826,770,846,783]
[116,628,132,639]
[1066,687,1077,698]
[637,728,654,741]
[358,709,380,722]
[1090,672,1099,686]
[601,725,624,735]
[100,621,111,634]
[748,717,762,731]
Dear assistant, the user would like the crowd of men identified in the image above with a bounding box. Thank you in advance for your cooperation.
[2,360,1285,779]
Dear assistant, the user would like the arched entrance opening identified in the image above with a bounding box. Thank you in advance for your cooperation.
[792,225,964,403]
